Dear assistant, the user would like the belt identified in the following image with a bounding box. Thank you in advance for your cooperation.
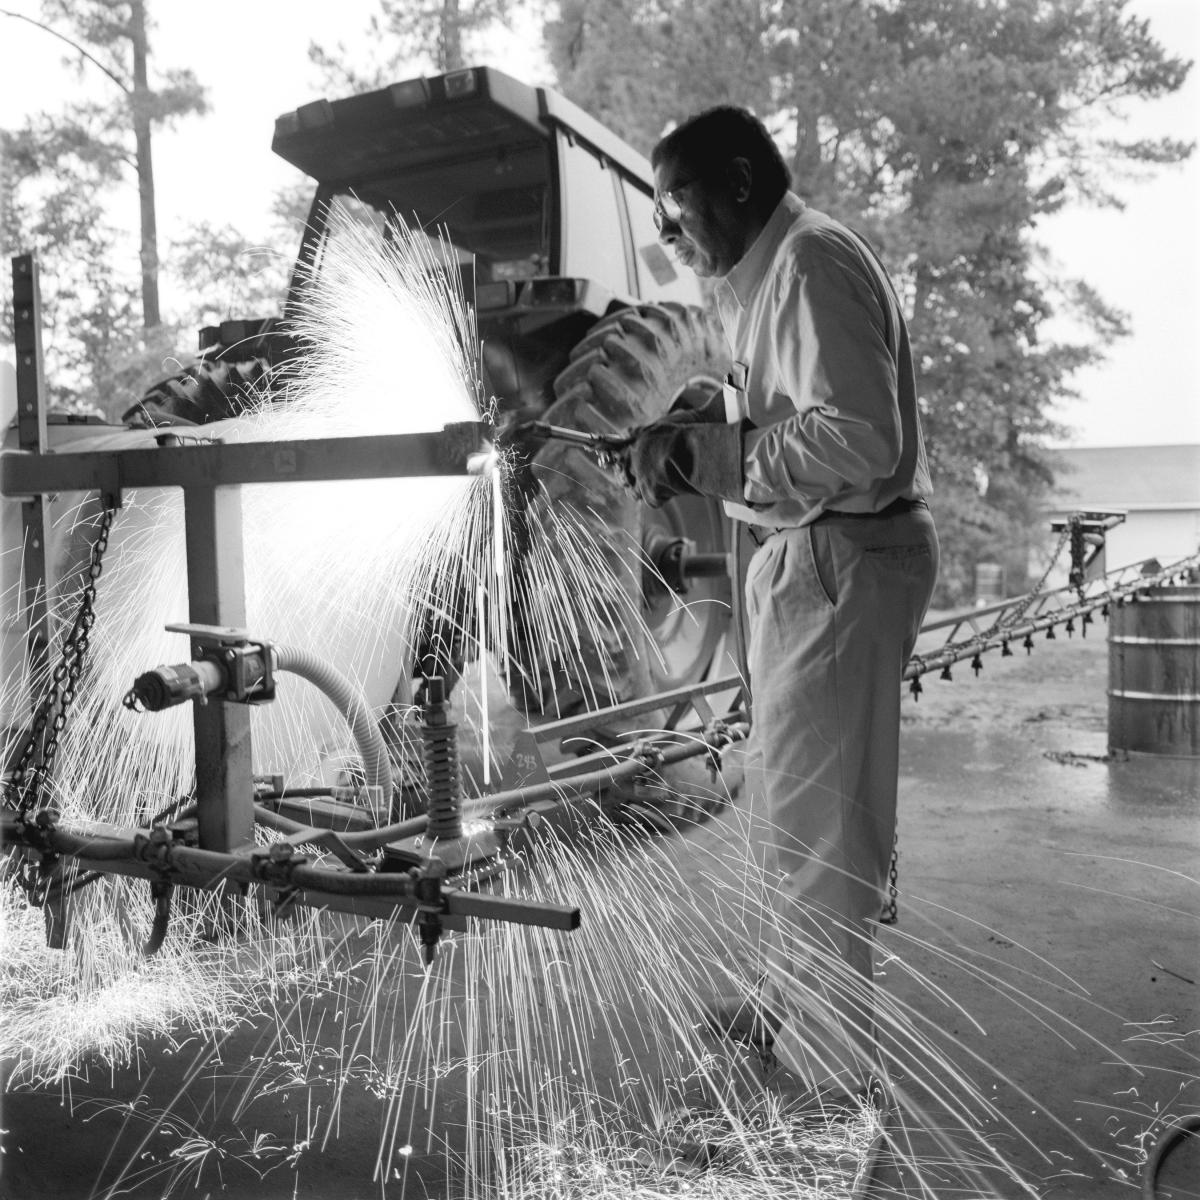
[746,496,928,546]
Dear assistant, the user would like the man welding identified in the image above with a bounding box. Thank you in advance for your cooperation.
[613,105,939,1117]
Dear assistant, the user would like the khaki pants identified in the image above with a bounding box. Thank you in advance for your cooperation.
[743,505,938,1092]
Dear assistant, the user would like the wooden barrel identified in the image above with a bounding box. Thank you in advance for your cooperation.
[1108,584,1200,756]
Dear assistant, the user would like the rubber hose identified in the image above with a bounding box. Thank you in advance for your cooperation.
[141,881,172,957]
[272,643,392,800]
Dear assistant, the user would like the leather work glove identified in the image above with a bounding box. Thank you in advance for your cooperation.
[615,420,746,508]
[659,383,726,426]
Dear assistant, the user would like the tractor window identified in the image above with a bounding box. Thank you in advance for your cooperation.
[341,140,552,281]
[292,190,479,316]
[324,191,472,269]
[622,180,703,305]
[322,191,389,246]
[558,138,632,297]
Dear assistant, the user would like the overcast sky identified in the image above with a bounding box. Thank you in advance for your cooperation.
[0,0,1196,449]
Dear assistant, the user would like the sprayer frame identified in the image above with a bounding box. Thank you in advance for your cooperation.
[3,253,488,859]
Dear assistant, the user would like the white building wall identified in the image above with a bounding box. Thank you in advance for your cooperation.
[1104,508,1200,571]
[1040,506,1200,590]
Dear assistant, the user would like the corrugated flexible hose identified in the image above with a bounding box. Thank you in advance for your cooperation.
[272,643,393,800]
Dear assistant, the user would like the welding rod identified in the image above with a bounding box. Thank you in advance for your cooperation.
[502,421,632,455]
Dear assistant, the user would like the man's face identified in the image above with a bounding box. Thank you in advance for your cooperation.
[653,155,743,279]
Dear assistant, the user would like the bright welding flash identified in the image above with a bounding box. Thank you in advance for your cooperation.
[466,448,499,476]
[491,461,505,581]
[478,580,489,787]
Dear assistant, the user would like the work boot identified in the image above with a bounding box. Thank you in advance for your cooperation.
[700,993,783,1051]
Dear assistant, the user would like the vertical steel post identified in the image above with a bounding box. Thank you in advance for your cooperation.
[183,485,254,853]
[11,255,52,693]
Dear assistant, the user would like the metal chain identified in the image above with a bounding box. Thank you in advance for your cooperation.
[4,504,117,816]
[981,521,1073,639]
[1068,515,1087,595]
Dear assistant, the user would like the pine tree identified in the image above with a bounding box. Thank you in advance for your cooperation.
[0,0,207,415]
[309,0,516,93]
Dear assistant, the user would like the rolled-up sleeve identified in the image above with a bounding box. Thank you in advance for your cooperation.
[742,253,902,506]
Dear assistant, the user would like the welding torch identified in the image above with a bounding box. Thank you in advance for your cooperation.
[492,419,634,471]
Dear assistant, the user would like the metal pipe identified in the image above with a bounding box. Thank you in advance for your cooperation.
[679,551,730,578]
[243,719,751,855]
[13,818,579,931]
[904,555,1200,684]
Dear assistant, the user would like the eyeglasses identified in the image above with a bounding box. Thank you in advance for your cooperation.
[653,176,702,230]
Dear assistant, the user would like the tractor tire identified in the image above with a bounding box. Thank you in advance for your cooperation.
[508,301,731,718]
[122,357,274,428]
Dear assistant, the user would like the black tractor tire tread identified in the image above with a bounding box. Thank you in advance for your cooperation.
[551,302,725,431]
[612,312,667,357]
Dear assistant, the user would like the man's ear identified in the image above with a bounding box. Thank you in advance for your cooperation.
[729,156,752,203]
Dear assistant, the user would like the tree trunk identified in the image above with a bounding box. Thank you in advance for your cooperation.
[440,0,464,70]
[130,0,160,329]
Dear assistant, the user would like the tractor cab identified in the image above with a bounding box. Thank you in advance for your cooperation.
[268,66,703,415]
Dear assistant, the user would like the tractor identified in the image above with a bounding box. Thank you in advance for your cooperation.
[0,66,746,956]
[123,64,735,716]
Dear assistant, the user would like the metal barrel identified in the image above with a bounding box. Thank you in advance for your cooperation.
[1108,583,1200,756]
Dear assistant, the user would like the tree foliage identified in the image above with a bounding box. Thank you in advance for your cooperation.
[168,183,307,334]
[309,0,516,93]
[545,0,1191,604]
[0,0,207,416]
[1,0,1189,604]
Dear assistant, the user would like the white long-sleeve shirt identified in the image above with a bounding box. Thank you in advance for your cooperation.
[714,192,932,527]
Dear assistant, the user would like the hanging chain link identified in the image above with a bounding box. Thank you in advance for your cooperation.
[1067,514,1087,596]
[4,504,117,818]
[981,521,1073,640]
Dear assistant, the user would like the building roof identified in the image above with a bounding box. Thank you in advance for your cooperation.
[1047,444,1200,510]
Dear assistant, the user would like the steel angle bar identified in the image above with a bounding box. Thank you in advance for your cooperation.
[530,674,749,744]
[0,424,490,499]
[2,812,579,933]
[11,254,53,691]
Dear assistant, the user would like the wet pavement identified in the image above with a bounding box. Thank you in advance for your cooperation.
[879,632,1199,1198]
